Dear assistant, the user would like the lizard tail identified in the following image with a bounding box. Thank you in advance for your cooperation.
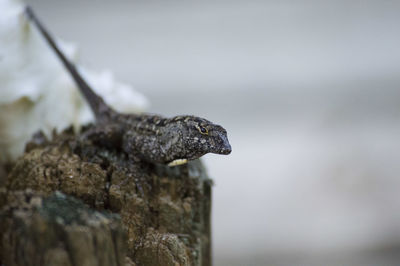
[25,6,113,121]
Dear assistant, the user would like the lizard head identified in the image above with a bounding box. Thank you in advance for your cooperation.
[166,116,232,161]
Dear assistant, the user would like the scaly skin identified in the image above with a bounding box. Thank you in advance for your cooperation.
[26,6,231,166]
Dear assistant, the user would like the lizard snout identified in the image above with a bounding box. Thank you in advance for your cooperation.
[215,132,231,155]
[220,146,232,155]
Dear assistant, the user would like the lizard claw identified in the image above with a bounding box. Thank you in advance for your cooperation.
[168,159,188,167]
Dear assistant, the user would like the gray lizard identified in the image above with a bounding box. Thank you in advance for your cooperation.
[25,6,231,166]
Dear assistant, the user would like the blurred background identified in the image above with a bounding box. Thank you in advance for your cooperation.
[24,0,400,265]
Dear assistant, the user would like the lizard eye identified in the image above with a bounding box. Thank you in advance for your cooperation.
[196,125,209,135]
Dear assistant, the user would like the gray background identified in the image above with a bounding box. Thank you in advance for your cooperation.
[25,0,400,265]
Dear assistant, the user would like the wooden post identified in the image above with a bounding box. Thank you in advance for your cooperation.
[1,126,212,265]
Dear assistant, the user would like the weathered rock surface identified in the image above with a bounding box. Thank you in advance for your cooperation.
[0,126,212,266]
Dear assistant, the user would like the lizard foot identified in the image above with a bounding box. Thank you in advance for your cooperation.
[168,159,188,167]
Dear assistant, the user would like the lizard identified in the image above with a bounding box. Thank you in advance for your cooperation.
[25,6,231,167]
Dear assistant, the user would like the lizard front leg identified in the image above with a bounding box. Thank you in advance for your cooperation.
[122,130,173,164]
[122,130,188,167]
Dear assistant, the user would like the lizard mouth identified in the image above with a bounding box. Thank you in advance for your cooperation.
[214,133,232,155]
[219,145,232,155]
